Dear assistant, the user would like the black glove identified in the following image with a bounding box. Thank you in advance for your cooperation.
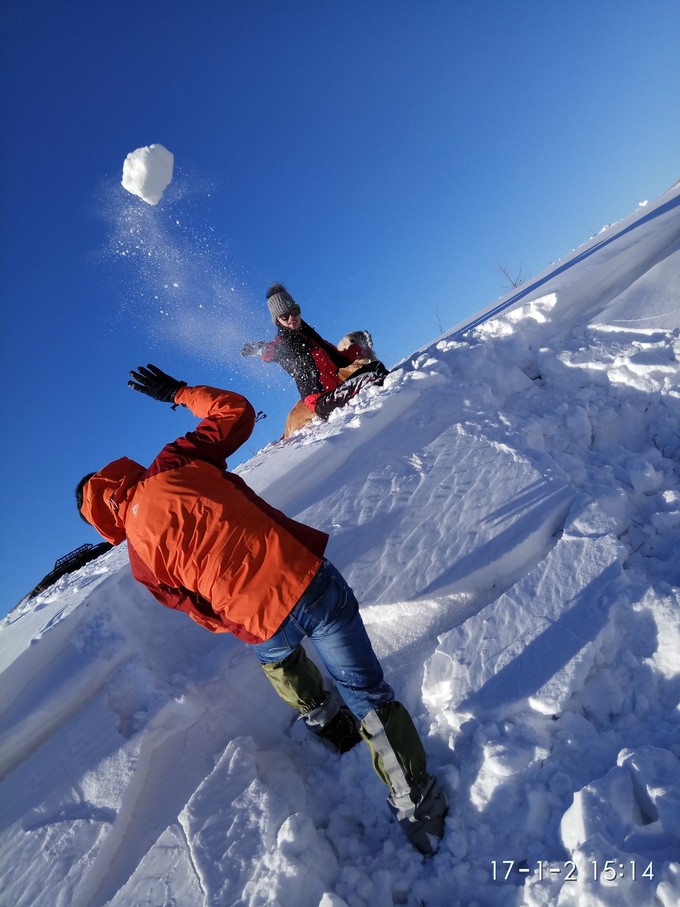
[241,341,265,357]
[128,364,187,403]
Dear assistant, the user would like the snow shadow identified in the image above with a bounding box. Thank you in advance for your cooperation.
[459,562,622,718]
[443,597,676,878]
[418,480,573,598]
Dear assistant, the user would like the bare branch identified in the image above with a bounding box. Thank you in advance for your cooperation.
[497,263,526,290]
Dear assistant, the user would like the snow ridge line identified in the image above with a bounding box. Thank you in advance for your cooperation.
[400,185,680,367]
[455,191,680,338]
[71,697,209,907]
[0,649,132,781]
[0,573,135,780]
[177,812,207,902]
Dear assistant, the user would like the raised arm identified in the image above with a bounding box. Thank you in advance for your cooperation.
[128,363,256,469]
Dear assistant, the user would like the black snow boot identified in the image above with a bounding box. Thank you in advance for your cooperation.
[303,689,362,753]
[317,706,363,753]
[388,775,449,856]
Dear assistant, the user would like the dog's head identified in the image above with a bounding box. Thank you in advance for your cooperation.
[338,330,375,358]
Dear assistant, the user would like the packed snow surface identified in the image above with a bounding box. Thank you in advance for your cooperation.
[1,185,679,906]
[121,144,174,205]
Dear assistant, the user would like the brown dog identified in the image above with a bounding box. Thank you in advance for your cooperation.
[282,332,378,438]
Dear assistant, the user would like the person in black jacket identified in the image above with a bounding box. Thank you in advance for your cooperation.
[241,284,387,419]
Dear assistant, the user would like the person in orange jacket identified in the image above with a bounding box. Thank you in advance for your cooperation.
[76,364,447,854]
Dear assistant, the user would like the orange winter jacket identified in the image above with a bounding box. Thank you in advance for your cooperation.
[80,385,328,643]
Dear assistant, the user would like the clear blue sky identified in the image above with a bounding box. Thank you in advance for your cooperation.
[1,0,679,613]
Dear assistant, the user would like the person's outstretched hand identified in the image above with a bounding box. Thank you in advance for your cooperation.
[128,364,187,403]
[241,341,265,357]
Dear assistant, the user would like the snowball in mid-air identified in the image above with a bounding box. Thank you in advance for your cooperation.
[121,144,174,205]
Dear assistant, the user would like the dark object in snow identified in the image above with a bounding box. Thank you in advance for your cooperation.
[27,542,113,598]
[298,688,363,753]
[315,705,363,753]
[388,774,449,856]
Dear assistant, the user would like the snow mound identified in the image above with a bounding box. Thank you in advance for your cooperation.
[121,144,174,205]
[1,184,679,906]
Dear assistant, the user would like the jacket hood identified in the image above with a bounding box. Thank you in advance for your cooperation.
[80,456,146,544]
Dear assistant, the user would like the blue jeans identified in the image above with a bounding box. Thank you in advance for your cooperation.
[249,559,394,720]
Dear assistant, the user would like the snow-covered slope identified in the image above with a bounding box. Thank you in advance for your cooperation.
[1,186,679,907]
